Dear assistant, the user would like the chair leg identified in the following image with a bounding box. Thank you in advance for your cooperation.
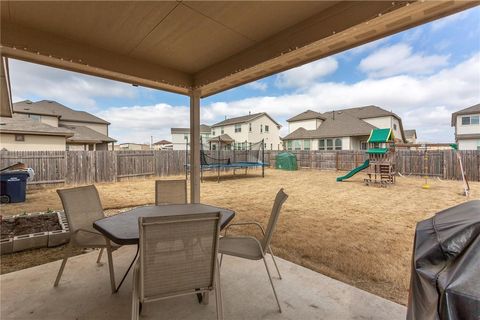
[53,257,68,287]
[214,258,224,320]
[97,248,104,264]
[268,246,282,280]
[131,264,140,320]
[262,256,282,313]
[105,239,116,294]
[54,245,71,287]
[219,253,224,267]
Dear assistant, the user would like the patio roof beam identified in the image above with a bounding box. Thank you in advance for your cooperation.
[0,22,192,95]
[0,56,13,117]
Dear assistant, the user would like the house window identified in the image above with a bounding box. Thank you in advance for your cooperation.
[15,134,25,142]
[221,127,224,134]
[319,139,325,151]
[260,125,263,133]
[335,138,342,150]
[360,141,368,150]
[270,143,273,150]
[326,139,333,150]
[293,140,302,151]
[184,134,189,141]
[249,123,252,132]
[235,124,242,133]
[462,116,471,125]
[393,123,397,130]
[28,114,41,122]
[212,130,216,136]
[265,125,269,133]
[303,140,310,151]
[286,141,292,151]
[472,116,480,125]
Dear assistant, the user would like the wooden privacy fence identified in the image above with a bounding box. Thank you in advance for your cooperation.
[0,150,187,186]
[0,149,478,186]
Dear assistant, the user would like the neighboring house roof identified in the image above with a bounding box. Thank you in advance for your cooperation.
[171,124,211,133]
[451,104,480,126]
[211,112,281,128]
[208,134,234,143]
[285,105,406,141]
[0,116,74,137]
[287,110,325,122]
[456,133,480,140]
[13,100,110,124]
[152,139,172,145]
[404,129,417,140]
[59,124,116,143]
[283,111,376,140]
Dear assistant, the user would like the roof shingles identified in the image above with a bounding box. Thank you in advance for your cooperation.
[13,100,110,124]
[284,105,406,141]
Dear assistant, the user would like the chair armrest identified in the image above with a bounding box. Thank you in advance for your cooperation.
[220,235,264,253]
[223,221,265,237]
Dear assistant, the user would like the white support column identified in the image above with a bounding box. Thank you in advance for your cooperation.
[190,90,201,203]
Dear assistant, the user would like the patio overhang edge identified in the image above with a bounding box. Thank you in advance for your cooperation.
[0,23,192,96]
[195,0,480,97]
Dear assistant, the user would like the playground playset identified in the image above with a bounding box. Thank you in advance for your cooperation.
[337,128,396,187]
[337,128,470,195]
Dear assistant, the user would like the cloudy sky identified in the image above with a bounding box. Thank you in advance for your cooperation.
[9,7,480,144]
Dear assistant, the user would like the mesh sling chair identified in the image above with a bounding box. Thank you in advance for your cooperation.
[54,185,120,293]
[219,188,288,313]
[131,212,223,320]
[155,179,187,205]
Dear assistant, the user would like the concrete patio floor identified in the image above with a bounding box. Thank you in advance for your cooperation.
[1,246,406,320]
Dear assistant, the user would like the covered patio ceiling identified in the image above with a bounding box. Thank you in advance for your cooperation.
[1,1,477,99]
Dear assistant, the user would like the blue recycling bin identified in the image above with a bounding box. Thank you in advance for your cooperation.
[0,170,30,203]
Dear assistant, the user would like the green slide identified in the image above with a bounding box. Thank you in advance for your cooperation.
[336,159,370,182]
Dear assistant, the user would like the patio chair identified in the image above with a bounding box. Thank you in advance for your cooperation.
[219,188,288,313]
[155,179,187,205]
[131,212,223,320]
[54,185,120,293]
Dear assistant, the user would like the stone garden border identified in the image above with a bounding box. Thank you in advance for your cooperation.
[1,211,70,254]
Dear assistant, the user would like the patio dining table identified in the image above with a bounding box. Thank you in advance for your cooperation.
[93,203,235,293]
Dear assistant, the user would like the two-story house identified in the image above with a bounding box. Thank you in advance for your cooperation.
[209,112,282,151]
[9,100,116,151]
[404,129,418,144]
[170,124,212,150]
[283,105,405,151]
[451,104,480,150]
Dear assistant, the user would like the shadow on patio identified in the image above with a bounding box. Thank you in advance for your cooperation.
[1,246,405,320]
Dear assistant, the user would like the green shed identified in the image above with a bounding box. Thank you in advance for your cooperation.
[275,152,298,171]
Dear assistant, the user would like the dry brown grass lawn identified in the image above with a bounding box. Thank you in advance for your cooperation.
[1,168,478,305]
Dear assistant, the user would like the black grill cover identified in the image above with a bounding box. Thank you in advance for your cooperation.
[407,200,480,320]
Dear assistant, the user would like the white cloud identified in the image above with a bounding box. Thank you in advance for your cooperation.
[9,59,137,110]
[246,81,268,91]
[359,43,449,78]
[275,57,338,88]
[97,103,191,144]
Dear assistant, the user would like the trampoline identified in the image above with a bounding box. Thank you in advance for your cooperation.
[186,138,268,182]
